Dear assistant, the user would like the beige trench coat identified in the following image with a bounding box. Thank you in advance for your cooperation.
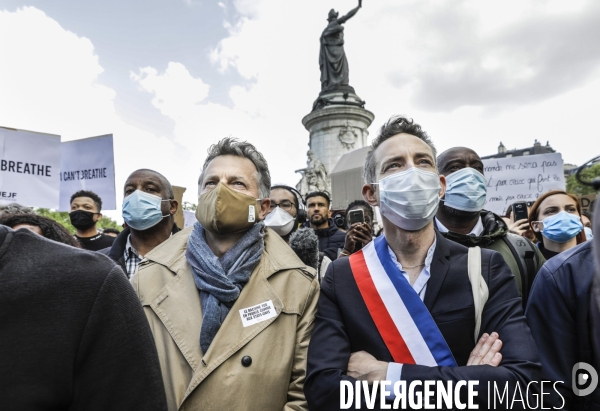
[131,226,319,411]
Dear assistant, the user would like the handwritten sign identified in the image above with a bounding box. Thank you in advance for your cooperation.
[482,153,565,215]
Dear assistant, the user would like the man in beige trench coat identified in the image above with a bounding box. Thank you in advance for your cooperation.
[131,137,319,411]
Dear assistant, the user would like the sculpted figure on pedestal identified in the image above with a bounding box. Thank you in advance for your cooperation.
[319,0,362,92]
[295,151,331,196]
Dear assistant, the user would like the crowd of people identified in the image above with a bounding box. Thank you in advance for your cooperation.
[0,115,598,410]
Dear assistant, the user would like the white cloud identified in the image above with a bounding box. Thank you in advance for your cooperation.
[3,1,600,222]
[203,0,600,167]
[0,7,189,220]
[0,7,114,138]
[132,63,210,123]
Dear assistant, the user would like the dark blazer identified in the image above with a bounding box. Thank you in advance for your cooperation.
[0,226,167,411]
[308,218,346,261]
[525,241,600,410]
[305,231,541,410]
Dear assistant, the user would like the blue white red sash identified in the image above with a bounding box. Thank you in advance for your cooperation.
[349,235,457,367]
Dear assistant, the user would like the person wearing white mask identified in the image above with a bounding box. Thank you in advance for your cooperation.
[305,116,541,410]
[265,185,332,281]
[100,168,179,277]
[434,147,545,308]
[265,185,303,242]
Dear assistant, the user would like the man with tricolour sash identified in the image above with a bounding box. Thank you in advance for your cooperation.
[305,116,541,410]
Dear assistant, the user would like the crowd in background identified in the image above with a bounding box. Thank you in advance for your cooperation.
[0,115,598,411]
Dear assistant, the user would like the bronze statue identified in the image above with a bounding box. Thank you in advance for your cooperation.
[319,0,362,92]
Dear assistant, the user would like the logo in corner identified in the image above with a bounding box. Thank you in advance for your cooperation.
[572,362,598,396]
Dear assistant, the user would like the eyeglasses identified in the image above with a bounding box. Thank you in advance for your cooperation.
[269,200,296,212]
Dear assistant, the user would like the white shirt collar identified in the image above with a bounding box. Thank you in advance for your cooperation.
[387,235,436,300]
[435,216,484,237]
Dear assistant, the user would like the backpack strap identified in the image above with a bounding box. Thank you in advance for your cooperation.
[522,247,537,308]
[468,246,489,341]
[502,234,539,308]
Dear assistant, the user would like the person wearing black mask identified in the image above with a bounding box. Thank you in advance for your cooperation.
[69,190,114,251]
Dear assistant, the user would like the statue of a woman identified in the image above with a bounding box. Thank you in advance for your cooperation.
[319,1,362,92]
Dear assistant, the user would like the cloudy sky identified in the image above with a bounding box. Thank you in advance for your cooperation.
[2,0,600,217]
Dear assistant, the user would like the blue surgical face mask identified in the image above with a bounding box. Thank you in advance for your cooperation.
[442,167,487,212]
[535,211,583,243]
[122,190,171,231]
[584,227,594,241]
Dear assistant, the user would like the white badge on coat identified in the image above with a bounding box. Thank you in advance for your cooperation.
[239,300,277,327]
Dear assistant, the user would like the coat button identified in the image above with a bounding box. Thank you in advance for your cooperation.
[241,356,252,367]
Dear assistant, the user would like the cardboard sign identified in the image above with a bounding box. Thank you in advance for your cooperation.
[0,127,61,208]
[482,153,566,216]
[59,134,116,211]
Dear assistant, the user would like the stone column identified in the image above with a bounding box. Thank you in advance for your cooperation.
[301,91,375,190]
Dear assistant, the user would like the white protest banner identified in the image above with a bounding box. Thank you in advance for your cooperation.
[482,153,566,215]
[0,127,61,208]
[59,134,116,211]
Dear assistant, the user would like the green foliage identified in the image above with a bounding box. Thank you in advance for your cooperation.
[566,163,600,196]
[182,201,197,211]
[35,208,75,233]
[35,208,122,234]
[97,216,122,231]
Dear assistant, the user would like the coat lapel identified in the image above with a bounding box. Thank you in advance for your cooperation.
[145,246,204,373]
[137,227,204,374]
[423,231,451,312]
[181,231,303,402]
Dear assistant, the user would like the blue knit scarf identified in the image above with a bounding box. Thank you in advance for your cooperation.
[186,221,265,353]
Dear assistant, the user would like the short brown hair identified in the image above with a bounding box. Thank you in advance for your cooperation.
[364,116,436,184]
[198,137,271,199]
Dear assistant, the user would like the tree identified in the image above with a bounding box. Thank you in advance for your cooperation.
[35,209,122,234]
[566,163,600,196]
[182,201,197,211]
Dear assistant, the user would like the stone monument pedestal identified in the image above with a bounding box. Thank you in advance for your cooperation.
[298,90,374,195]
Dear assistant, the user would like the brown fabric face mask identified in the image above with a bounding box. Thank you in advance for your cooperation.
[196,182,259,234]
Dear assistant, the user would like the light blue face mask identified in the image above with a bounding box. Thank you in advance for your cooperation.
[584,227,594,241]
[122,190,171,231]
[442,167,487,212]
[536,211,583,243]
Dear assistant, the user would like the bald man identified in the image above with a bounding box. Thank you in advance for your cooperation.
[435,147,545,307]
[101,169,179,278]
